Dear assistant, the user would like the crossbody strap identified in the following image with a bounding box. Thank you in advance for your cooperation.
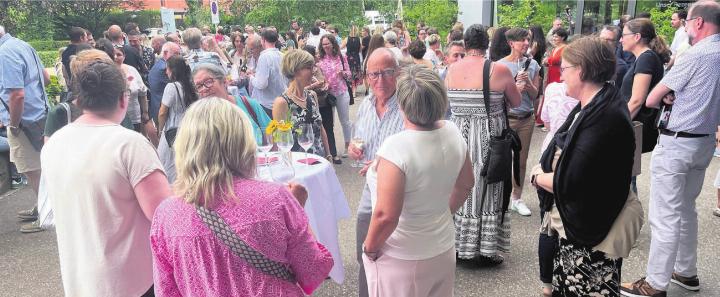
[240,95,261,128]
[195,205,297,283]
[481,59,508,126]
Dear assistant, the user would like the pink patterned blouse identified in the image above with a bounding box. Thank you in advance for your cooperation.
[150,178,333,297]
[317,54,351,96]
[540,82,579,152]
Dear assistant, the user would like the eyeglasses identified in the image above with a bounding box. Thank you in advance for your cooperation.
[622,32,638,37]
[685,16,699,23]
[366,69,396,80]
[194,78,215,90]
[560,65,577,73]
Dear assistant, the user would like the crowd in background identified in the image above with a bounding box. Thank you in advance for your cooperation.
[1,1,720,296]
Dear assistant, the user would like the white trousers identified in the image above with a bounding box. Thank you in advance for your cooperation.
[646,134,714,290]
[334,91,352,145]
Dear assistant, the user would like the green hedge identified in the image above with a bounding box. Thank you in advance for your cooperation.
[38,50,58,68]
[46,75,62,106]
[28,40,69,52]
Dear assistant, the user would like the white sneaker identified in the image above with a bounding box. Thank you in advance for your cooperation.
[511,199,532,216]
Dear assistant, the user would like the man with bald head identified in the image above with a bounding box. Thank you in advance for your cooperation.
[150,36,166,56]
[348,48,404,297]
[148,42,181,124]
[107,24,146,75]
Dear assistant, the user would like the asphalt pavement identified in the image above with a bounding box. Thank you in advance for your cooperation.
[1,94,718,297]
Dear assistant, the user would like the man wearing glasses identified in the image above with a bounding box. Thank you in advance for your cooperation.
[621,1,720,297]
[599,25,628,88]
[348,48,404,297]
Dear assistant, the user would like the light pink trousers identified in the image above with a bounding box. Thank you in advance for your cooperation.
[362,247,455,297]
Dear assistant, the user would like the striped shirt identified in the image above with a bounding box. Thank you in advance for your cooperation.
[354,93,404,164]
[662,33,720,135]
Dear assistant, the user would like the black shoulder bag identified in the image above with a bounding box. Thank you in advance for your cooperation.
[478,59,522,221]
[339,54,355,105]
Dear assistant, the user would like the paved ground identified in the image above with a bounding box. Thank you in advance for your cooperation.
[1,95,718,297]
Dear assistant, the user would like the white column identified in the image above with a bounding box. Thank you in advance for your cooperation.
[458,0,493,27]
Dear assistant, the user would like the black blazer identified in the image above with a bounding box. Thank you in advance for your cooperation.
[538,83,635,247]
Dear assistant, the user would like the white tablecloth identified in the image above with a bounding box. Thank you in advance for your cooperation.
[257,152,351,283]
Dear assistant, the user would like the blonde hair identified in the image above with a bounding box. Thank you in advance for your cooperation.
[281,49,314,79]
[350,25,358,37]
[396,64,447,127]
[173,97,257,208]
[69,49,113,77]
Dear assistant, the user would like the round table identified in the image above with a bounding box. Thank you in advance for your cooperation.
[257,152,351,284]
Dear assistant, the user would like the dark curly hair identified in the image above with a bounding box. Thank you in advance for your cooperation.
[408,39,427,59]
[489,27,510,61]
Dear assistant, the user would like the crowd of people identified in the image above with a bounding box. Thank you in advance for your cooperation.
[1,1,720,296]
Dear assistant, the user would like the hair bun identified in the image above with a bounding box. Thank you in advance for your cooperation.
[81,69,102,90]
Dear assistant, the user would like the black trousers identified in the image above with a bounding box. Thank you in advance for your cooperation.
[140,285,154,297]
[539,211,559,284]
[319,105,337,157]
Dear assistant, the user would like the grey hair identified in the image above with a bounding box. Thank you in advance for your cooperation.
[689,0,720,26]
[396,64,447,127]
[183,28,203,49]
[192,63,226,82]
[383,30,398,46]
[444,40,465,56]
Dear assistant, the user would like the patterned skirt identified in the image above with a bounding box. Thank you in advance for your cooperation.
[552,238,622,297]
[449,89,512,259]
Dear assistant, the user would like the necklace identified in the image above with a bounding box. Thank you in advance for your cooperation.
[287,86,306,102]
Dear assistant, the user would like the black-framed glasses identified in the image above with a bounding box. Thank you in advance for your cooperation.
[366,69,396,80]
[621,32,638,37]
[685,16,699,22]
[194,78,215,90]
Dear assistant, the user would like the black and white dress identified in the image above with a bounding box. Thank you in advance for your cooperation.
[449,88,511,259]
[281,91,326,157]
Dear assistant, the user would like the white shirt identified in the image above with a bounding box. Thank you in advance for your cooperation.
[367,121,467,260]
[42,123,164,297]
[670,26,689,56]
[306,34,321,50]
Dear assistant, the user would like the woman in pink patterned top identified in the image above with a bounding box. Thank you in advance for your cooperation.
[317,34,352,157]
[539,82,579,152]
[150,98,333,297]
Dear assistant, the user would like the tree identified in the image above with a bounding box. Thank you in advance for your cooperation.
[498,0,555,34]
[403,0,458,37]
[42,0,145,38]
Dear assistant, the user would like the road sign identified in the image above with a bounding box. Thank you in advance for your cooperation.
[211,0,220,24]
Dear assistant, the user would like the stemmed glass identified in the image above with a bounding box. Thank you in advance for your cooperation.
[271,130,295,183]
[351,123,365,168]
[255,128,274,180]
[297,123,314,168]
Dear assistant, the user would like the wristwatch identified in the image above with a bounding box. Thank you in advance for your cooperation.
[362,244,380,261]
[531,173,538,187]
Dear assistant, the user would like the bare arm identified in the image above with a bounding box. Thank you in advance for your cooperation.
[449,152,474,213]
[7,89,25,127]
[496,64,522,108]
[43,69,51,87]
[158,104,169,134]
[138,92,149,123]
[535,172,554,194]
[363,157,405,253]
[627,73,652,118]
[134,170,172,220]
[646,83,672,109]
[272,97,289,121]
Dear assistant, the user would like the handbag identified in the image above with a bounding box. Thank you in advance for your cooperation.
[339,54,355,105]
[477,59,522,221]
[195,205,297,283]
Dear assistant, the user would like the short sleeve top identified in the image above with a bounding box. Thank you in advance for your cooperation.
[619,50,664,104]
[367,121,467,260]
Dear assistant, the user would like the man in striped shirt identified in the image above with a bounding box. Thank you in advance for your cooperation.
[348,48,404,297]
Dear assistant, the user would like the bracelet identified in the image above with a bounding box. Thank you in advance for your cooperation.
[531,174,538,187]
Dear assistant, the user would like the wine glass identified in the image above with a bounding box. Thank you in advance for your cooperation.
[255,128,274,180]
[270,129,295,184]
[351,124,365,168]
[297,123,314,168]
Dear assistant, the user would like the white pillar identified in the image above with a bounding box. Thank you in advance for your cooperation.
[458,0,493,27]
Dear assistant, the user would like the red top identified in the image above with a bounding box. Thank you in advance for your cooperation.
[546,45,565,84]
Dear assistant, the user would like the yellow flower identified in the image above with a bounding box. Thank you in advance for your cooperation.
[265,120,279,135]
[277,120,293,132]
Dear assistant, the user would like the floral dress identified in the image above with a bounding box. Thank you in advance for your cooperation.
[281,90,325,157]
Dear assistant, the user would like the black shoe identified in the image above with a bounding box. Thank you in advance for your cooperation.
[671,273,700,291]
[332,157,342,165]
[476,254,504,267]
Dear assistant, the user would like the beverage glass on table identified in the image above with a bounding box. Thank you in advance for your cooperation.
[298,123,314,168]
[271,130,295,183]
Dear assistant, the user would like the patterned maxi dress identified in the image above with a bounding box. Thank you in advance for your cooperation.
[281,91,326,157]
[449,88,512,259]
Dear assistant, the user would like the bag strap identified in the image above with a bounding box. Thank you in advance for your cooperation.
[195,205,297,283]
[59,102,71,125]
[240,95,261,128]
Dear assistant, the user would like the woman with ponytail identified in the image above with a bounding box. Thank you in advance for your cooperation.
[620,18,670,155]
[158,56,198,183]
